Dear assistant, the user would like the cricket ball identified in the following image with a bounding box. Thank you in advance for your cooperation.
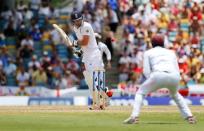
[106,90,113,97]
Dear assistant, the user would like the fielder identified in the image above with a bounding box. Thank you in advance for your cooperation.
[95,33,112,69]
[124,34,196,124]
[70,11,109,110]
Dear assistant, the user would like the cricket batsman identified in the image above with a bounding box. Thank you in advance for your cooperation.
[124,34,196,124]
[70,11,111,110]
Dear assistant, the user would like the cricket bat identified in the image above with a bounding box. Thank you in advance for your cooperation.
[52,24,73,46]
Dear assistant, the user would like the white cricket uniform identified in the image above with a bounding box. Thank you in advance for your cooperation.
[73,22,104,70]
[131,47,193,119]
[98,41,111,61]
[73,22,104,96]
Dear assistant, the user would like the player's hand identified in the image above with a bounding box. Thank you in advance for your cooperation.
[73,46,82,58]
[106,61,111,69]
[73,40,78,47]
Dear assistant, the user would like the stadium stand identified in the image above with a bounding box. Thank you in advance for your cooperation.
[1,0,204,97]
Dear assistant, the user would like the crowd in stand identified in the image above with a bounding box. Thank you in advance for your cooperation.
[0,0,119,90]
[117,0,204,89]
[0,0,81,89]
[1,0,204,91]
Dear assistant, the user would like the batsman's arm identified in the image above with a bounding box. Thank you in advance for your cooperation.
[77,35,89,46]
[77,25,91,46]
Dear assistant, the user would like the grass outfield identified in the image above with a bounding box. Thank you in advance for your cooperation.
[0,106,203,131]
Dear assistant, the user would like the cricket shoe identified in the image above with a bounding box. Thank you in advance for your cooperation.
[123,116,139,124]
[186,116,197,124]
[89,106,100,110]
[88,103,102,110]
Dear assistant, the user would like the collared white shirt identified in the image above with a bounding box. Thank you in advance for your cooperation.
[143,47,180,78]
[98,41,111,61]
[73,21,101,62]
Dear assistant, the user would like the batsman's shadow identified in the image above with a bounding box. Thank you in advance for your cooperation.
[142,121,182,125]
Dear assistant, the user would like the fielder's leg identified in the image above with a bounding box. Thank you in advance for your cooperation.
[124,72,162,124]
[170,92,196,124]
[166,74,196,124]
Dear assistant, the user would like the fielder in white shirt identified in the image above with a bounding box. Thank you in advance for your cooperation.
[95,33,111,69]
[71,11,108,109]
[124,34,196,124]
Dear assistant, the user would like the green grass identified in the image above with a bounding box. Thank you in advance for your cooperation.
[0,107,203,131]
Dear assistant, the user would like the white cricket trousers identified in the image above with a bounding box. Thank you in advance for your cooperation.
[131,71,193,119]
[83,58,104,97]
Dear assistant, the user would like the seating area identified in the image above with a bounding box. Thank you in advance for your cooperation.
[0,1,81,89]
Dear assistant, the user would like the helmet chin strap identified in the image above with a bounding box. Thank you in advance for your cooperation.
[74,19,84,29]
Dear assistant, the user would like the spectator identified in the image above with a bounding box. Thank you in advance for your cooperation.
[124,72,140,96]
[15,85,29,96]
[4,21,16,37]
[0,46,10,68]
[41,51,51,71]
[190,2,202,34]
[30,0,41,11]
[130,48,143,68]
[0,31,6,46]
[17,0,27,12]
[32,66,47,86]
[11,9,23,29]
[23,7,33,21]
[39,2,50,17]
[28,55,40,69]
[105,31,114,55]
[64,71,79,88]
[41,28,51,41]
[190,32,200,45]
[46,66,54,88]
[4,58,17,76]
[178,58,189,74]
[16,66,30,86]
[21,35,34,48]
[0,61,6,85]
[29,26,42,41]
[53,73,67,89]
[108,0,118,11]
[52,57,64,75]
[50,27,61,45]
[28,55,40,75]
[1,6,12,20]
[17,39,33,69]
[83,9,92,22]
[168,17,178,31]
[196,68,204,83]
[49,6,59,18]
[91,16,102,33]
[118,53,131,82]
[124,18,136,34]
[107,5,119,33]
[66,59,80,75]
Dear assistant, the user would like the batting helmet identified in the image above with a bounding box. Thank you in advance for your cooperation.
[151,34,164,48]
[71,11,83,22]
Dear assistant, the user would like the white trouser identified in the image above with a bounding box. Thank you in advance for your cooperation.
[83,58,104,98]
[131,71,193,119]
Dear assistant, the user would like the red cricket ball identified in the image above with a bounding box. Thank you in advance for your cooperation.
[106,90,113,97]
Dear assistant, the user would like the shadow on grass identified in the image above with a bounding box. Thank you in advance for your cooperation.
[141,121,182,125]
